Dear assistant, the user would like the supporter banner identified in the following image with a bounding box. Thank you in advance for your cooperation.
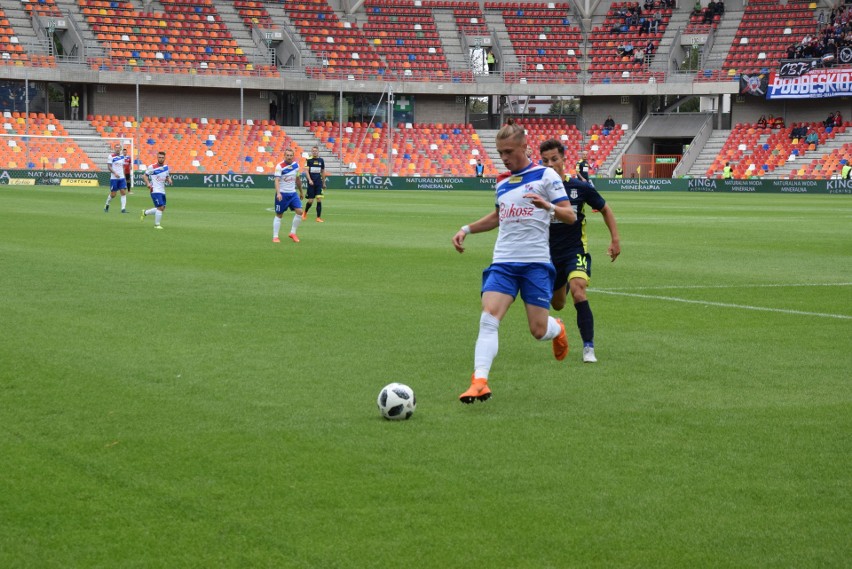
[767,68,852,99]
[740,73,769,97]
[3,170,851,193]
[778,59,816,78]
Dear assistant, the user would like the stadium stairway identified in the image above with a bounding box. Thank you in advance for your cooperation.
[61,119,113,171]
[649,10,690,75]
[432,7,473,72]
[697,8,743,79]
[213,0,272,65]
[685,129,733,178]
[263,0,321,69]
[284,125,347,175]
[482,5,519,73]
[3,1,39,49]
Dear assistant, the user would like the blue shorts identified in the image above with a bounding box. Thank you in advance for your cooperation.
[110,178,127,192]
[481,262,556,309]
[553,251,592,289]
[275,192,302,214]
[150,192,166,208]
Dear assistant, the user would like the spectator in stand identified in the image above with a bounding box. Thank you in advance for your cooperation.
[825,112,836,128]
[617,42,635,57]
[645,39,655,56]
[714,0,725,16]
[644,0,654,11]
[603,115,616,130]
[692,0,702,17]
[649,10,662,33]
[834,111,843,127]
[786,44,797,59]
[805,128,819,150]
[633,47,646,65]
[773,116,785,129]
[757,115,767,129]
[703,2,715,24]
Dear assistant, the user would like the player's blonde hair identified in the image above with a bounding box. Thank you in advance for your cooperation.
[496,118,526,143]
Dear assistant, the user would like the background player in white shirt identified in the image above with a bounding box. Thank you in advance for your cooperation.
[140,151,172,229]
[451,119,577,404]
[273,148,304,243]
[104,143,128,213]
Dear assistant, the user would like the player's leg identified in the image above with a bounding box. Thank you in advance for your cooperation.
[520,263,568,360]
[119,188,127,212]
[154,205,165,227]
[273,212,283,242]
[303,198,312,218]
[569,276,596,362]
[105,186,117,211]
[460,290,514,404]
[315,194,323,221]
[551,260,570,311]
[289,198,303,242]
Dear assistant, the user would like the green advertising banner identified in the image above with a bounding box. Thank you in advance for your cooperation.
[2,169,851,194]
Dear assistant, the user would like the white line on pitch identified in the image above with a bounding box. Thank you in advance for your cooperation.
[593,290,852,320]
[596,283,852,291]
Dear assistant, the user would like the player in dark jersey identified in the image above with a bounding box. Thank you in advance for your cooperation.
[302,146,327,222]
[539,139,621,363]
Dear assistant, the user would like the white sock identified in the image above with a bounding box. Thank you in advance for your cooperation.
[120,195,127,209]
[473,312,500,380]
[539,316,562,341]
[290,214,302,235]
[144,208,155,216]
[273,216,281,238]
[154,210,163,225]
[105,195,113,206]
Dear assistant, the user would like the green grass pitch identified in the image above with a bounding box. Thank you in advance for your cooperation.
[1,185,850,568]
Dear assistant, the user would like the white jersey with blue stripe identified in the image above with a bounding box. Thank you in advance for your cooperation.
[108,153,125,179]
[145,163,170,194]
[492,162,568,264]
[274,161,300,193]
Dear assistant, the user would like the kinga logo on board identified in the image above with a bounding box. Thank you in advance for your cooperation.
[688,178,717,191]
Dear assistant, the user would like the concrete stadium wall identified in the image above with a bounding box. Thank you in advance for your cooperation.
[581,96,642,130]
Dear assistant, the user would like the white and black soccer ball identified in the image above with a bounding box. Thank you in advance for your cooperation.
[377,383,416,420]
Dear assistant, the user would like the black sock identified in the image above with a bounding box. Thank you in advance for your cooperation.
[304,202,312,213]
[574,300,594,346]
[317,201,322,217]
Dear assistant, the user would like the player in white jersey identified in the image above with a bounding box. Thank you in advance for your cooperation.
[140,151,172,229]
[104,143,128,213]
[272,148,304,243]
[451,119,577,404]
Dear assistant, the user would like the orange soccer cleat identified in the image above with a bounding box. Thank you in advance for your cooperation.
[288,233,300,243]
[552,318,569,361]
[459,375,491,404]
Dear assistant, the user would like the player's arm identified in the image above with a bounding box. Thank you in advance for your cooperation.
[274,175,281,200]
[599,204,621,261]
[322,161,328,187]
[452,210,499,253]
[524,193,577,224]
[142,171,151,189]
[296,174,303,199]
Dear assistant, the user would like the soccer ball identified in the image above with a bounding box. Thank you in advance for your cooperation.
[377,383,416,420]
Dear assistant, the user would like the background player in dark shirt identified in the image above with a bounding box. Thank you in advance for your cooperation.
[302,146,327,222]
[539,139,621,363]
